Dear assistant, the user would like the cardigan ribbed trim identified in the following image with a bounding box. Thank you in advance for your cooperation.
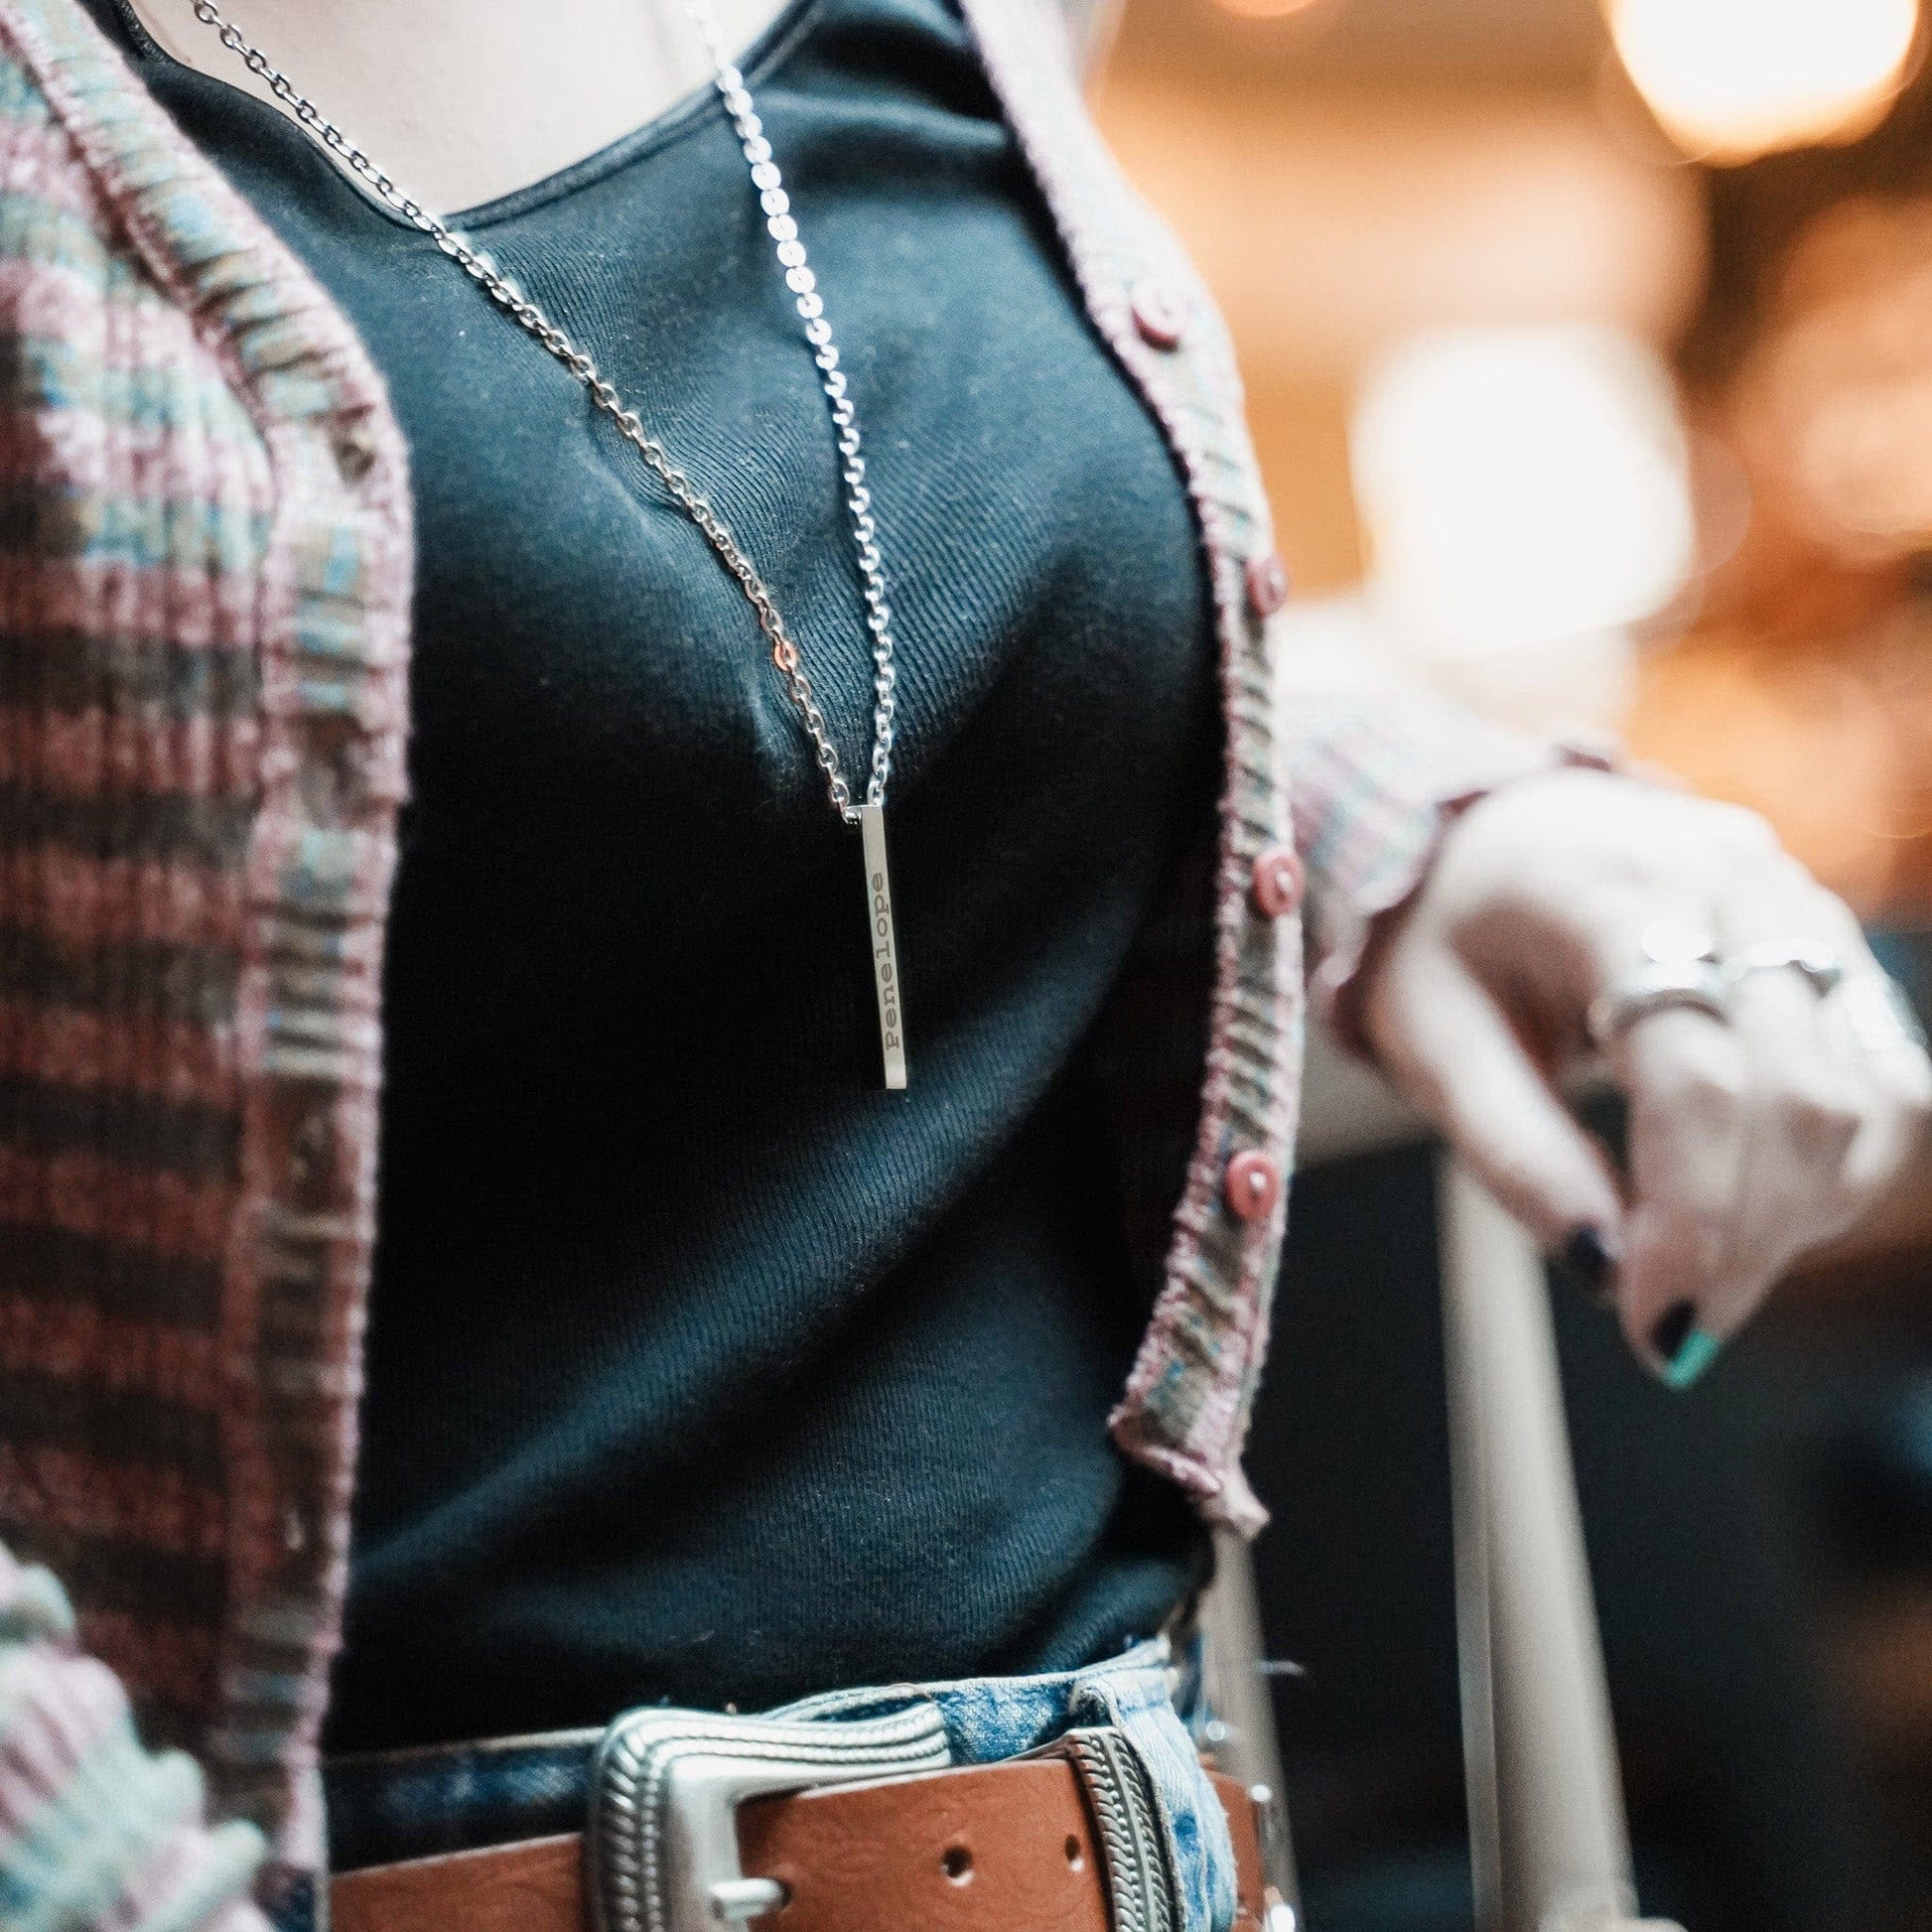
[0,0,411,1906]
[958,0,1299,1534]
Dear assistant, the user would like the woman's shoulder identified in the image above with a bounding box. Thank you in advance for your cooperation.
[0,0,131,249]
[0,0,277,576]
[0,0,397,488]
[0,0,223,334]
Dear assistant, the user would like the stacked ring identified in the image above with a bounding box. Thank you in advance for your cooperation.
[1725,940,1845,998]
[1586,922,1927,1062]
[1586,958,1731,1049]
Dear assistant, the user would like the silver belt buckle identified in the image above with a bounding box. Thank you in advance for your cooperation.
[587,1702,952,1932]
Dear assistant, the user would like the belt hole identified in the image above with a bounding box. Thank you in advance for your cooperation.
[1064,1834,1085,1870]
[942,1845,973,1885]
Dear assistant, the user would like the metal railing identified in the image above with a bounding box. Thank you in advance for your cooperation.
[1201,1061,1683,1930]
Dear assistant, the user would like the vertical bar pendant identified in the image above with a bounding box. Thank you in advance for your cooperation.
[859,803,908,1090]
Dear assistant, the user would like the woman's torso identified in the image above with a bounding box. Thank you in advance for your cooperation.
[82,0,1219,1749]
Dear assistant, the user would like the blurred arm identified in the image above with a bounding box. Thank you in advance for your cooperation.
[1283,669,1610,1048]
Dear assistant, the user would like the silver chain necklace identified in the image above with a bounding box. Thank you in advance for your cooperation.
[190,0,911,1088]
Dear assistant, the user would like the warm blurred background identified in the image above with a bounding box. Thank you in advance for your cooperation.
[1082,2,1932,1926]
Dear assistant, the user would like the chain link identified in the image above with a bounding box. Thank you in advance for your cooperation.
[191,0,897,824]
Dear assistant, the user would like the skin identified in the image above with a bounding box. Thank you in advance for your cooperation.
[1365,767,1932,1373]
[122,0,788,210]
[129,1,1932,1377]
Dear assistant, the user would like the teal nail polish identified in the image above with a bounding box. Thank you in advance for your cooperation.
[1660,1326,1721,1391]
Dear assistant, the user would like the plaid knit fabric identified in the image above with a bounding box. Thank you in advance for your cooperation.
[0,0,410,1917]
[0,0,1565,1922]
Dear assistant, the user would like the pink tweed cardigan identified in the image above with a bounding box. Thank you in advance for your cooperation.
[0,0,1573,1922]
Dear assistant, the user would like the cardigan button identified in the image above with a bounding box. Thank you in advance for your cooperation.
[1244,550,1290,619]
[1224,1150,1282,1224]
[1130,276,1186,350]
[1250,845,1305,918]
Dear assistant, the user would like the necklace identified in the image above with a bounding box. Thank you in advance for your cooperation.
[190,0,912,1088]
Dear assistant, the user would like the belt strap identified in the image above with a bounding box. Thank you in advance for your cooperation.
[332,1757,1269,1932]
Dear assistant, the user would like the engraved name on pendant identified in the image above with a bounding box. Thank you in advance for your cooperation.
[860,803,907,1090]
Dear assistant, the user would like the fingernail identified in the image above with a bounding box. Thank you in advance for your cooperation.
[1553,1225,1618,1304]
[1649,1300,1722,1390]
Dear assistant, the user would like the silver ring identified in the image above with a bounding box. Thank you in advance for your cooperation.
[1726,939,1845,999]
[1587,958,1733,1049]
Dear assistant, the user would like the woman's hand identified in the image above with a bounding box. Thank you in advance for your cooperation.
[1359,766,1932,1382]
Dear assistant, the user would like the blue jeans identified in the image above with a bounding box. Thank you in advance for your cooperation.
[324,1638,1239,1932]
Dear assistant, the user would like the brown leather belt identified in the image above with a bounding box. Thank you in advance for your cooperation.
[332,1755,1270,1932]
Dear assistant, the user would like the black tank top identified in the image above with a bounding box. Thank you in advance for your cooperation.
[85,0,1218,1749]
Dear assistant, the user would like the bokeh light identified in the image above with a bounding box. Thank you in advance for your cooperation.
[1351,326,1697,660]
[1209,0,1327,19]
[1607,0,1919,165]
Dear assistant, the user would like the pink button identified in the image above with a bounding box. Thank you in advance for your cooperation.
[1245,551,1290,619]
[1131,276,1186,351]
[1224,1150,1282,1224]
[1250,846,1305,918]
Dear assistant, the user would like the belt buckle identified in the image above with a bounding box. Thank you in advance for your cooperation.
[587,1702,952,1932]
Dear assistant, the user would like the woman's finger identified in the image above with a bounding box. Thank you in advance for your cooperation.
[1607,873,1926,1377]
[1684,877,1870,1319]
[1794,889,1932,1193]
[1832,983,1932,1194]
[1701,966,1864,1338]
[1605,1005,1751,1381]
[1371,954,1624,1253]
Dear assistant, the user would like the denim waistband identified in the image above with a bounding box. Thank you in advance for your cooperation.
[324,1637,1238,1932]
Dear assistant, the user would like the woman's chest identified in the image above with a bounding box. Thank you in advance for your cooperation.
[185,0,1215,983]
